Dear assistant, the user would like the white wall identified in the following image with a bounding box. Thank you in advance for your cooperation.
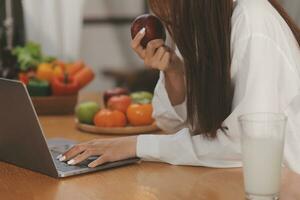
[279,0,300,26]
[79,0,144,92]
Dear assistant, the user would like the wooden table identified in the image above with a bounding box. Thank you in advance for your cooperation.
[1,113,300,199]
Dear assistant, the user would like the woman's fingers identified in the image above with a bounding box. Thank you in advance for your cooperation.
[131,27,145,48]
[131,29,169,70]
[67,148,97,165]
[59,144,87,161]
[144,39,164,66]
[153,46,167,61]
[131,28,146,59]
[135,46,146,59]
[130,28,175,72]
[55,136,137,168]
[88,155,110,168]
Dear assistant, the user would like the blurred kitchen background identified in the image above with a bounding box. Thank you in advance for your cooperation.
[1,0,300,92]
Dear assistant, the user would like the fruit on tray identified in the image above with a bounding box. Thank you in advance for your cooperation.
[131,14,166,48]
[130,91,153,104]
[76,88,155,128]
[76,102,100,124]
[107,95,132,113]
[126,104,154,126]
[103,87,129,105]
[93,109,127,128]
[27,79,51,97]
[52,74,80,96]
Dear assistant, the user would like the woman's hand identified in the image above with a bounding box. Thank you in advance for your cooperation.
[57,136,137,168]
[131,28,186,106]
[131,28,184,74]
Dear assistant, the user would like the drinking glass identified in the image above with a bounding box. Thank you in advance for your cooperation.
[238,113,287,200]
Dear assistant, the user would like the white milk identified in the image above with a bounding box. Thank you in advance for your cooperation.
[242,137,284,196]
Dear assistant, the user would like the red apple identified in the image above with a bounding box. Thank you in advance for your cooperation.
[103,87,129,105]
[107,95,132,113]
[131,14,166,48]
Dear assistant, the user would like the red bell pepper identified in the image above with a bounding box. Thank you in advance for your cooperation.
[18,73,29,85]
[51,74,80,96]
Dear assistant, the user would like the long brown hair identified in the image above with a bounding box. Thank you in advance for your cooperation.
[149,0,300,137]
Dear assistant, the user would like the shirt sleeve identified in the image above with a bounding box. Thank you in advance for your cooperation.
[152,71,187,133]
[137,128,242,167]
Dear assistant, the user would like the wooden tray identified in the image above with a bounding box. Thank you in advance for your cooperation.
[76,121,160,135]
[32,95,78,115]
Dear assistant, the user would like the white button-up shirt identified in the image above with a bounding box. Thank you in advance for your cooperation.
[137,0,300,174]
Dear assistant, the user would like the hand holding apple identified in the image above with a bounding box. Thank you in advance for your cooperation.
[131,14,184,74]
[131,14,166,48]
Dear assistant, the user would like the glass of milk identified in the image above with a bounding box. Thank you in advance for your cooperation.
[238,113,287,200]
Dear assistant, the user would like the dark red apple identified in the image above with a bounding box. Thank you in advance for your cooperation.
[131,14,166,48]
[103,87,129,105]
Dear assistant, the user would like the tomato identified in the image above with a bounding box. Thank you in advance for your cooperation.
[126,104,154,126]
[107,95,132,113]
[93,109,127,127]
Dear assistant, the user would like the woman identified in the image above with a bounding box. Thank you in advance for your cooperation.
[58,0,300,173]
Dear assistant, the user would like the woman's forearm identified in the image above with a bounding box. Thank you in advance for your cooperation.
[164,68,186,106]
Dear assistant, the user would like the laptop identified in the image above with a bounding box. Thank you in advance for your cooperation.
[0,78,140,178]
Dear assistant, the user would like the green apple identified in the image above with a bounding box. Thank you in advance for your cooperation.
[130,91,153,104]
[75,101,100,124]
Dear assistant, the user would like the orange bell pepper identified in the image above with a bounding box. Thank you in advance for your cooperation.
[66,61,84,77]
[36,63,64,82]
[73,67,95,89]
